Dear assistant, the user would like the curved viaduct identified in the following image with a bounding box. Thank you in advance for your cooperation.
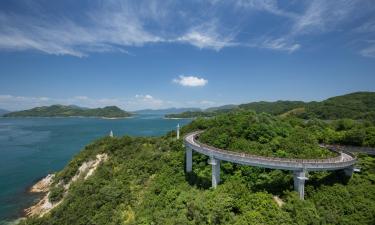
[184,131,357,199]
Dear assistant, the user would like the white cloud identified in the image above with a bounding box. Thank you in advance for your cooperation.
[133,94,164,107]
[359,43,375,58]
[233,0,297,19]
[199,100,216,106]
[292,0,361,35]
[355,21,375,33]
[0,2,163,57]
[74,96,89,100]
[173,75,208,87]
[0,1,237,56]
[177,22,236,51]
[0,0,372,57]
[260,38,300,53]
[253,0,362,54]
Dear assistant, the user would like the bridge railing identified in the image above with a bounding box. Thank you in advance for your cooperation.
[185,131,356,165]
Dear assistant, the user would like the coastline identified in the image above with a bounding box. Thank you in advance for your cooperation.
[19,153,108,222]
[4,174,55,225]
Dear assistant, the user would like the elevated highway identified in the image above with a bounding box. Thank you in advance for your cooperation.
[184,131,357,199]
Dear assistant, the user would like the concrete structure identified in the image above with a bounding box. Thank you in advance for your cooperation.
[109,130,113,138]
[209,157,220,188]
[177,124,180,140]
[184,131,357,199]
[293,171,308,200]
[186,147,192,172]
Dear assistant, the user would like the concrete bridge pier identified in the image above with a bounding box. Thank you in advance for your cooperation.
[209,157,220,188]
[186,147,192,172]
[344,165,354,177]
[293,171,308,200]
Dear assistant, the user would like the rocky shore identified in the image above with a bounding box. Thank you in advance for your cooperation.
[24,174,55,217]
[23,153,108,218]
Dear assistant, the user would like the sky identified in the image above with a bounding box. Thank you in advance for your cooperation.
[0,0,375,111]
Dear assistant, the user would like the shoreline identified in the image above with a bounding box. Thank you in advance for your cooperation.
[3,174,55,225]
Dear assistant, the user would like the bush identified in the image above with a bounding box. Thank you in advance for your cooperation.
[49,185,65,203]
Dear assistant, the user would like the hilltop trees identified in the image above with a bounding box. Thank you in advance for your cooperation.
[197,111,336,159]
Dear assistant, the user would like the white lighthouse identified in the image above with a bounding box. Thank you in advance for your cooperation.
[109,130,114,138]
[177,123,180,140]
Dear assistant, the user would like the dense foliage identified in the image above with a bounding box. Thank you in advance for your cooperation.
[301,92,375,121]
[3,105,132,118]
[183,114,375,149]
[165,111,218,118]
[48,185,65,203]
[197,111,336,159]
[19,133,375,225]
[238,101,305,115]
[165,92,375,121]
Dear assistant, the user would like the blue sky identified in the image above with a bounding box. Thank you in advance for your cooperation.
[0,0,375,111]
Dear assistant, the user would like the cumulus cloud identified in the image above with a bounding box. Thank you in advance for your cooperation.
[173,76,208,87]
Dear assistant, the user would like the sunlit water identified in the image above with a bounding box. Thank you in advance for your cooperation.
[0,115,191,224]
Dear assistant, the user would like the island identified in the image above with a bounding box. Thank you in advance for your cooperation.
[3,105,132,118]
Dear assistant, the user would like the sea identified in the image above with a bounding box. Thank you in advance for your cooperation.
[0,114,191,224]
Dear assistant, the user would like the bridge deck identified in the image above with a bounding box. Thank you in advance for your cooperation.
[184,131,356,171]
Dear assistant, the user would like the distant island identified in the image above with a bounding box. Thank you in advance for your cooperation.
[0,108,10,116]
[3,105,132,118]
[133,107,201,115]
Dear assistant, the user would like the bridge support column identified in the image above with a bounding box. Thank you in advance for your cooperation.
[293,171,308,200]
[186,147,192,173]
[209,157,220,188]
[344,166,354,177]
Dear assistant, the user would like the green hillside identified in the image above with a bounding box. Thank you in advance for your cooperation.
[302,92,375,120]
[3,105,132,118]
[165,92,375,121]
[197,111,336,159]
[238,101,305,115]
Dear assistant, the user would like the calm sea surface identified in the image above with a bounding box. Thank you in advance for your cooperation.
[0,115,191,224]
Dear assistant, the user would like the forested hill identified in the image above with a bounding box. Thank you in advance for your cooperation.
[165,92,375,120]
[3,105,132,118]
[302,92,375,120]
[19,111,375,225]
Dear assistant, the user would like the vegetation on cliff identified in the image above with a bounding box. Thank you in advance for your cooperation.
[3,105,132,118]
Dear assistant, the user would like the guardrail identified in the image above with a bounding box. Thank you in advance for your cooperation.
[184,131,357,171]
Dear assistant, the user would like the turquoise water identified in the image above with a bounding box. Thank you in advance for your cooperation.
[0,115,191,224]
